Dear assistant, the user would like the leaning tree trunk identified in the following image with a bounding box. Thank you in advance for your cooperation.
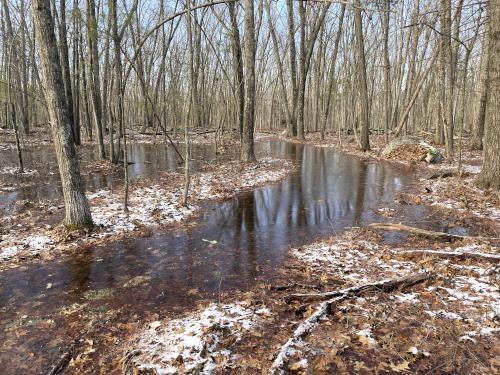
[476,0,500,189]
[241,0,257,163]
[32,0,93,228]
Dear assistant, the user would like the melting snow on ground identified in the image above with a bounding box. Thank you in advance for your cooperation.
[88,187,197,235]
[1,234,54,260]
[130,303,270,374]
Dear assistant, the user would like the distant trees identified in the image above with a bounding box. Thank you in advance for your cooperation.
[32,0,93,227]
[0,0,496,180]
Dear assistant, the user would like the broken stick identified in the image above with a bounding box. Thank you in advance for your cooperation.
[271,273,431,374]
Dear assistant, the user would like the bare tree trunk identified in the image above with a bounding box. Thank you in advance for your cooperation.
[6,46,24,173]
[228,1,244,142]
[241,0,257,162]
[470,32,490,150]
[265,0,291,133]
[382,0,392,142]
[286,0,298,137]
[476,0,500,189]
[32,0,93,228]
[353,0,370,151]
[109,0,127,211]
[321,4,345,140]
[58,0,76,144]
[86,0,106,159]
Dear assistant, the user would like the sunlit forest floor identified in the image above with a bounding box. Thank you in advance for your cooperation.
[1,128,498,374]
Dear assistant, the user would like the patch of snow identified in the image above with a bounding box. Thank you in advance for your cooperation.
[0,166,38,175]
[131,303,265,374]
[356,328,377,346]
[394,293,419,304]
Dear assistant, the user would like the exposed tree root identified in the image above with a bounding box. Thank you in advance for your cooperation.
[399,249,500,263]
[271,273,432,374]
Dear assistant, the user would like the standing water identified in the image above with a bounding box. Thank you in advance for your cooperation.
[0,140,456,373]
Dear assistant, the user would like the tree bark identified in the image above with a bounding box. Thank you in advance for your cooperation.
[476,0,500,189]
[32,0,93,228]
[58,0,77,144]
[86,0,106,159]
[470,32,490,151]
[353,0,370,151]
[241,0,257,163]
[228,1,245,142]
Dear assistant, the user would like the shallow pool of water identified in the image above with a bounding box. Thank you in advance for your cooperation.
[0,140,464,373]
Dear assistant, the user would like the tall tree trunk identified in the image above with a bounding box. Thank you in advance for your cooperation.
[241,0,257,162]
[86,0,106,159]
[58,0,76,144]
[353,0,370,151]
[382,0,392,142]
[32,0,93,228]
[286,0,298,136]
[470,32,490,150]
[476,0,500,189]
[321,4,345,140]
[109,0,129,211]
[228,1,244,141]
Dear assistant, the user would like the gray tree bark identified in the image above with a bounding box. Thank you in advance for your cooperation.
[477,0,500,189]
[241,0,257,162]
[32,0,93,227]
[353,0,370,151]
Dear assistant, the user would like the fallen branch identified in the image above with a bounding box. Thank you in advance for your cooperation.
[286,272,431,303]
[46,344,75,375]
[399,249,500,263]
[368,223,496,242]
[271,273,431,374]
[271,295,348,375]
[270,282,321,292]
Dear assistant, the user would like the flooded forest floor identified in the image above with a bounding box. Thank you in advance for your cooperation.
[0,128,499,374]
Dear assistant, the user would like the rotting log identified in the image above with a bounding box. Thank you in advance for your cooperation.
[399,249,500,263]
[271,273,432,374]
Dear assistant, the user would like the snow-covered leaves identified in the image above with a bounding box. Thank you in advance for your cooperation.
[129,303,271,374]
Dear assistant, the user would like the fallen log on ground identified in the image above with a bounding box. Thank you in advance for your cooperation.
[271,273,432,374]
[399,249,500,263]
[286,272,431,304]
[368,223,496,242]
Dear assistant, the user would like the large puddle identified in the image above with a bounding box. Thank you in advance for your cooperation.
[0,142,222,213]
[0,140,462,373]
